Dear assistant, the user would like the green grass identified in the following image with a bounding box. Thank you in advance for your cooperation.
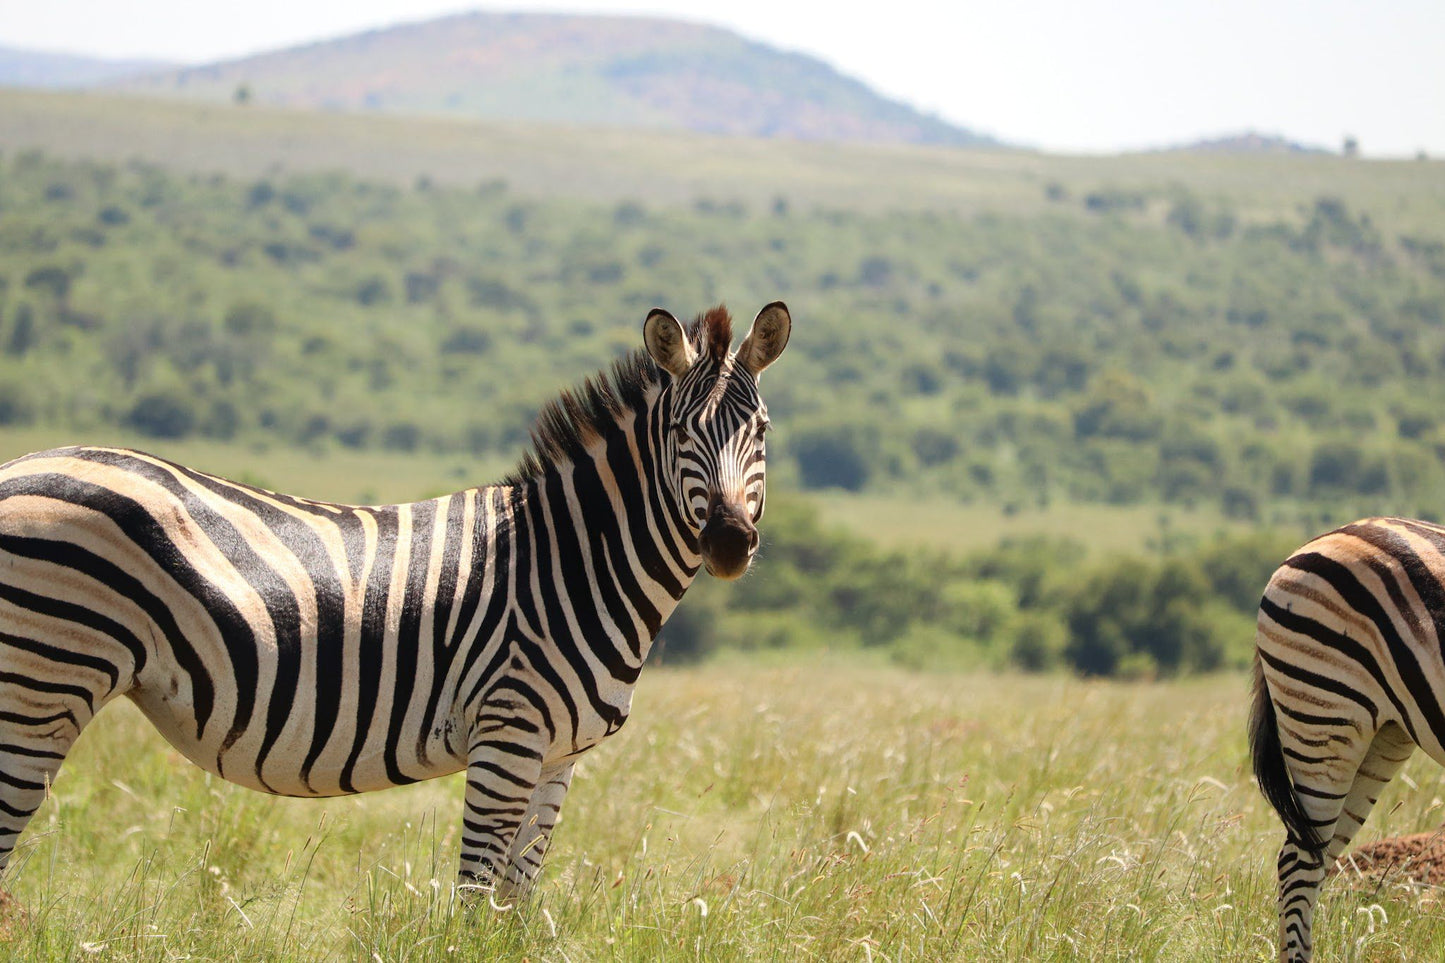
[806,491,1286,557]
[3,662,1443,960]
[3,88,1442,230]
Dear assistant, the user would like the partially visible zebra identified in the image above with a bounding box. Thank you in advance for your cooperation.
[1251,516,1445,962]
[0,301,790,900]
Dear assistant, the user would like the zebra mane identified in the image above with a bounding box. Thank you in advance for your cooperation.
[697,305,731,364]
[505,308,733,485]
[505,349,659,484]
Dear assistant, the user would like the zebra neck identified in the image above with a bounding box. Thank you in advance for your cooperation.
[515,412,700,672]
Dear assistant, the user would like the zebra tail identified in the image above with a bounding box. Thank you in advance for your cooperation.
[1249,654,1325,854]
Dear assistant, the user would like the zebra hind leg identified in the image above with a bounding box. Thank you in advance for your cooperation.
[1329,722,1414,867]
[1275,723,1413,963]
[0,680,91,881]
[496,760,574,903]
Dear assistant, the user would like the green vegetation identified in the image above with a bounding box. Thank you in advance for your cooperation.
[4,664,1443,960]
[664,499,1299,678]
[1,99,1443,683]
[2,148,1444,534]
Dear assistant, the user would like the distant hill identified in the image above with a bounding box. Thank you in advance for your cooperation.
[107,11,997,147]
[0,45,169,88]
[1161,130,1331,155]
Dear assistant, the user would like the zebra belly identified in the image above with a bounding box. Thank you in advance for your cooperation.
[127,684,467,797]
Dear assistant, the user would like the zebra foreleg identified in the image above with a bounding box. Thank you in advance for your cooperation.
[496,760,574,901]
[455,703,547,901]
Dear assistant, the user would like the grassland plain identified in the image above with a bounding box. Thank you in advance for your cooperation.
[3,662,1445,961]
[3,88,1442,229]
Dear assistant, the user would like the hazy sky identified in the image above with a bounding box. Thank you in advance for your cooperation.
[1,0,1441,156]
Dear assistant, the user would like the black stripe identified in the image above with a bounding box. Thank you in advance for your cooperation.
[416,491,468,764]
[0,669,95,711]
[529,484,611,735]
[340,509,398,794]
[644,401,700,574]
[544,467,636,683]
[383,500,435,785]
[0,620,122,694]
[1255,624,1384,731]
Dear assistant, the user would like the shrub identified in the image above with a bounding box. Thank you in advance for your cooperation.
[127,390,198,439]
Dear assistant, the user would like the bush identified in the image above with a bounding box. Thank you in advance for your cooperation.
[23,265,71,300]
[1008,611,1069,672]
[790,427,872,491]
[127,390,198,438]
[0,383,36,426]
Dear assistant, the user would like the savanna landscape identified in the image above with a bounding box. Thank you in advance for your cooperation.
[1,14,1445,959]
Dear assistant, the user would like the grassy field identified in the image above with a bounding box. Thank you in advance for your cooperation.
[3,661,1443,960]
[0,427,514,507]
[806,491,1280,557]
[3,88,1442,230]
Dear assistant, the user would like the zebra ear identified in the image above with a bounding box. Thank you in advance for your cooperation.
[643,308,695,379]
[737,301,791,377]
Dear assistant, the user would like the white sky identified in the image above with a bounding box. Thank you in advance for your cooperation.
[0,0,1441,156]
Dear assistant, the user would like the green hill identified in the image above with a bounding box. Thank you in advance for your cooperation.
[1,92,1444,676]
[1,133,1442,527]
[105,11,994,147]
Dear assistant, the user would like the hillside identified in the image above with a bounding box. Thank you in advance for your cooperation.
[0,45,169,88]
[2,146,1443,523]
[106,11,994,147]
[3,89,1441,233]
[1,95,1444,676]
[1163,130,1332,155]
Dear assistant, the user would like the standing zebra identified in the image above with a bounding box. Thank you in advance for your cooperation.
[1251,516,1445,962]
[0,302,790,901]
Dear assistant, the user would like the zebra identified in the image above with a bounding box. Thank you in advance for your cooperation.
[1250,516,1445,962]
[0,301,790,902]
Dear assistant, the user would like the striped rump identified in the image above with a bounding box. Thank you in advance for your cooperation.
[1251,516,1445,962]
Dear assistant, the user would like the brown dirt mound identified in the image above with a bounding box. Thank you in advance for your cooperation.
[0,888,26,940]
[1336,832,1445,887]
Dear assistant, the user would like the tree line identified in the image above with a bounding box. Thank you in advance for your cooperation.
[1,151,1443,524]
[660,498,1297,677]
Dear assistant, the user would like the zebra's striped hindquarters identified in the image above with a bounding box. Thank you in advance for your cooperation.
[1253,516,1445,962]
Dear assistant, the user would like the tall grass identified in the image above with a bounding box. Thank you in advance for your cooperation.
[3,662,1444,960]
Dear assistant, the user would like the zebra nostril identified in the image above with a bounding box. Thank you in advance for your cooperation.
[747,527,759,553]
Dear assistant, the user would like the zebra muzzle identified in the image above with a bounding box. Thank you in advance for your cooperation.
[699,497,758,580]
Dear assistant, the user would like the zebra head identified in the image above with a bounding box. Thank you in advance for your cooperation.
[644,302,791,580]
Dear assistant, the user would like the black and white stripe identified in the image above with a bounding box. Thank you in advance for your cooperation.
[0,302,790,899]
[1250,516,1445,962]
